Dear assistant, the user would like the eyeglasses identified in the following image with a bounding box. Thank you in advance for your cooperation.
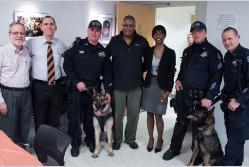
[10,32,25,36]
[122,24,135,28]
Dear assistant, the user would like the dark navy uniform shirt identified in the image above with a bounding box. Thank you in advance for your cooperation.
[223,44,249,107]
[177,39,223,100]
[63,38,112,93]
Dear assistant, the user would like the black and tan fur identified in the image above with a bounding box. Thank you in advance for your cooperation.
[187,110,223,166]
[92,92,114,158]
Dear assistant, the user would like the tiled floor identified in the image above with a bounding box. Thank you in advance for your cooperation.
[59,103,249,166]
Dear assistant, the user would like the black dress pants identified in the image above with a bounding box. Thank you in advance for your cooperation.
[170,113,198,151]
[68,89,95,148]
[32,79,63,131]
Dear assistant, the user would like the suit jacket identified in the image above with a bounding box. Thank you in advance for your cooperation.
[143,45,176,92]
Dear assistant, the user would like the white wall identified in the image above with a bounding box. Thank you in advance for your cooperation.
[156,6,196,93]
[206,1,249,54]
[0,1,116,46]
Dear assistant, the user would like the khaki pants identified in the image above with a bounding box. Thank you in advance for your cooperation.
[113,87,142,144]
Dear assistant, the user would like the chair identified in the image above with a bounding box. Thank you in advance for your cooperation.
[34,124,71,166]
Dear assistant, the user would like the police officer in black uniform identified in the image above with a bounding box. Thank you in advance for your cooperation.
[63,20,112,157]
[219,27,249,165]
[163,21,223,162]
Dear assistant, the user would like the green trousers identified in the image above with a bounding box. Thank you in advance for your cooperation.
[113,87,142,144]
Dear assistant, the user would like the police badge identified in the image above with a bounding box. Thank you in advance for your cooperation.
[200,51,207,58]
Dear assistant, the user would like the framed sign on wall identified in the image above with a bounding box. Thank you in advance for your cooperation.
[98,14,115,45]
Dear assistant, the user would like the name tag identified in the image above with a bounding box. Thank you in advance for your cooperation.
[79,50,85,54]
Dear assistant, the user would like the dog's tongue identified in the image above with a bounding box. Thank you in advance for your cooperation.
[96,110,102,116]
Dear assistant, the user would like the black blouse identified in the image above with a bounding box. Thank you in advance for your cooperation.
[143,45,176,92]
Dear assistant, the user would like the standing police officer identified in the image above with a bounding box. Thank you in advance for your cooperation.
[219,27,249,165]
[163,21,223,162]
[63,20,112,157]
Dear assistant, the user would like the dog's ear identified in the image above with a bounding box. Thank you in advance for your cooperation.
[92,88,98,99]
[92,88,97,95]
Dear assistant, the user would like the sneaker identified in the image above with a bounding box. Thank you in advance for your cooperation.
[113,142,121,150]
[71,147,79,157]
[162,148,180,160]
[125,141,139,149]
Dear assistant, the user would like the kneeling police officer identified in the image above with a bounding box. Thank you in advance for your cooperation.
[163,21,223,162]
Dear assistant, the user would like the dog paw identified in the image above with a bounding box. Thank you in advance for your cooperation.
[108,152,114,157]
[92,154,99,158]
[187,162,192,166]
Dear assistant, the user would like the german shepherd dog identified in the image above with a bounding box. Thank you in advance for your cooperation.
[187,109,223,166]
[92,91,114,158]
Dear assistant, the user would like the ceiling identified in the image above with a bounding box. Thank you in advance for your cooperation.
[120,1,197,8]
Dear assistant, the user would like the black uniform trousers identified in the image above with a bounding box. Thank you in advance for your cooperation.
[32,79,63,131]
[68,89,95,148]
[221,105,247,166]
[169,113,198,151]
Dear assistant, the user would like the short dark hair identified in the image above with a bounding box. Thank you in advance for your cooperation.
[41,15,56,25]
[222,27,239,36]
[9,22,26,33]
[152,25,166,37]
[123,15,136,23]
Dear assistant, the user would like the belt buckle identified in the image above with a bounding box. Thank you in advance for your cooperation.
[48,81,56,85]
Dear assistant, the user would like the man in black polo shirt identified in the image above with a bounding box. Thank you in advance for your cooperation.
[106,15,149,150]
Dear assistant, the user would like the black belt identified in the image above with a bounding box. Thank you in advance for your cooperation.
[33,78,61,86]
[0,84,30,91]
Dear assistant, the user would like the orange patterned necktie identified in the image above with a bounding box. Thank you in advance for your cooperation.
[47,42,55,84]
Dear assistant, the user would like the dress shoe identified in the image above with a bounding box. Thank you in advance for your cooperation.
[154,140,163,153]
[162,148,180,160]
[125,141,139,149]
[113,142,121,150]
[147,146,153,152]
[147,138,154,152]
[71,147,79,157]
